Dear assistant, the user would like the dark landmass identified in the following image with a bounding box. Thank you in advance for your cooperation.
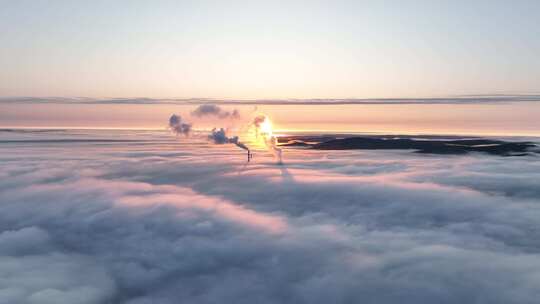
[278,135,539,156]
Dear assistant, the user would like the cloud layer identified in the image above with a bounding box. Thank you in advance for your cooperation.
[1,130,540,303]
[2,95,540,105]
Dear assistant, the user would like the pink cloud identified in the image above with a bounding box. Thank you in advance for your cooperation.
[118,191,287,235]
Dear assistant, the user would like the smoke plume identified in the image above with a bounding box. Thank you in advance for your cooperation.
[192,104,240,119]
[252,115,266,138]
[169,114,192,136]
[252,115,283,163]
[209,128,250,153]
[268,135,283,164]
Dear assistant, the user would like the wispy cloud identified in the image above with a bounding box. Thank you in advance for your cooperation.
[2,94,540,105]
[191,104,240,119]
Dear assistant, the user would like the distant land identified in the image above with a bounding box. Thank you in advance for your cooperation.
[279,135,539,156]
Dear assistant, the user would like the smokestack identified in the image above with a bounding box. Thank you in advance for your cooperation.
[209,128,252,162]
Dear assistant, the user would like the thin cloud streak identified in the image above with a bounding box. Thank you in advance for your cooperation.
[2,95,540,105]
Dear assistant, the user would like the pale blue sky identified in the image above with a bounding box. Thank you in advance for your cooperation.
[1,0,539,98]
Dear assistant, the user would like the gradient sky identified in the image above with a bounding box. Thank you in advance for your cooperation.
[1,1,540,135]
[1,0,540,98]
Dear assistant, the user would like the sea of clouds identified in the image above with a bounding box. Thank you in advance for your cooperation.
[1,129,540,304]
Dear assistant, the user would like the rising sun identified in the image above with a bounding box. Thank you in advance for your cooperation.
[259,117,273,137]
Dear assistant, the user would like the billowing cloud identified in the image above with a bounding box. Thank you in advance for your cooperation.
[191,104,240,119]
[0,227,115,304]
[1,129,540,303]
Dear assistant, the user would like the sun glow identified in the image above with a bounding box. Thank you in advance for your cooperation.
[260,117,273,137]
[249,114,283,163]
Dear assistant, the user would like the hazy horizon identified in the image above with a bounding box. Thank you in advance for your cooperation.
[2,96,539,136]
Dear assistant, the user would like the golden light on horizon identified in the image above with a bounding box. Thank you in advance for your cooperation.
[259,117,273,137]
[1,102,539,137]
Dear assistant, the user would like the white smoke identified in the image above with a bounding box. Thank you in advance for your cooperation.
[167,113,280,163]
[251,115,283,164]
[268,135,283,164]
[252,115,266,139]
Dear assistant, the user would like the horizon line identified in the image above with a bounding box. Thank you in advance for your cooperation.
[2,94,540,106]
[2,126,539,138]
